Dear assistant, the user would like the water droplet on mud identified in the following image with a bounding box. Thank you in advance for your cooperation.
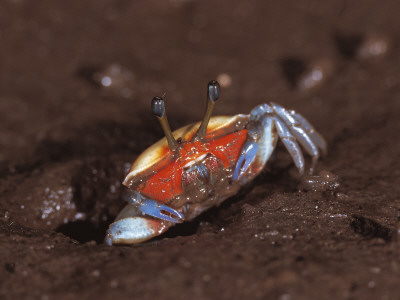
[101,76,112,87]
[91,63,135,97]
[297,57,335,91]
[357,33,391,59]
[217,73,232,88]
[328,213,348,218]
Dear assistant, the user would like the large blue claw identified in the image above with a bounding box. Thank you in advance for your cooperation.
[233,141,259,182]
[124,192,184,223]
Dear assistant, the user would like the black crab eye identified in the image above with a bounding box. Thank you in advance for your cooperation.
[151,96,165,118]
[207,80,220,103]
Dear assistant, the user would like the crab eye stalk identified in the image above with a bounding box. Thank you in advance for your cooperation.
[151,96,178,150]
[194,80,221,140]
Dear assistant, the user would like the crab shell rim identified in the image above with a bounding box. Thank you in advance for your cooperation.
[123,114,249,187]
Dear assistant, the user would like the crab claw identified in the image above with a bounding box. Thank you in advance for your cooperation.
[125,192,184,223]
[139,199,184,223]
[105,216,170,245]
[232,141,259,182]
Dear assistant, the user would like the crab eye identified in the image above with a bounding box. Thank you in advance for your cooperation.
[151,96,165,117]
[208,80,220,103]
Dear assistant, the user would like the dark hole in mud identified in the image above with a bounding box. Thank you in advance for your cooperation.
[334,32,363,59]
[33,121,142,161]
[16,119,157,175]
[351,215,392,242]
[56,220,110,244]
[5,263,15,273]
[280,58,306,88]
[161,220,201,239]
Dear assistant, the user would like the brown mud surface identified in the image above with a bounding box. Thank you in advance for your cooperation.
[1,1,399,299]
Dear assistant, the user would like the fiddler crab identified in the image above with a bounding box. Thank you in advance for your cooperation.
[105,80,327,245]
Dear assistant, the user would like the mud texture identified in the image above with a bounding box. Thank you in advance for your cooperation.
[1,1,400,299]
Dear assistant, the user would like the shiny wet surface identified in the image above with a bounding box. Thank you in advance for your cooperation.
[1,1,400,299]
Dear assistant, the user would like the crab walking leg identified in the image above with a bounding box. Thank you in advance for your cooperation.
[271,103,321,173]
[289,110,327,155]
[273,115,305,175]
[233,102,325,179]
[105,204,173,245]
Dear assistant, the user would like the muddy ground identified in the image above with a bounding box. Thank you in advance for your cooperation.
[1,0,400,299]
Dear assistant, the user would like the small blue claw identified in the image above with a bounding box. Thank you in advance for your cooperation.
[233,141,259,181]
[124,191,184,223]
[139,199,184,223]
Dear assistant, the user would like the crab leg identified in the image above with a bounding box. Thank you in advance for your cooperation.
[235,102,326,178]
[105,204,173,245]
[273,115,305,175]
[271,103,323,173]
[289,110,327,154]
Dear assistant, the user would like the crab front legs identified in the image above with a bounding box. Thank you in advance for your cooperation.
[233,103,327,182]
[105,192,184,245]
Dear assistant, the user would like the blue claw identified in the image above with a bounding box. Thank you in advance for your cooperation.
[233,141,259,181]
[140,199,184,223]
[125,192,184,223]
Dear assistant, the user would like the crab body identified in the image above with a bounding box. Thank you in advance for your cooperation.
[105,82,326,245]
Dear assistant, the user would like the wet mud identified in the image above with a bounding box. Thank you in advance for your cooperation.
[1,1,400,299]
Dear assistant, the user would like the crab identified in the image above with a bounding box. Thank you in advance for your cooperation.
[105,80,327,245]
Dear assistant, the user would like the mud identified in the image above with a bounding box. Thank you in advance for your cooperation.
[1,1,400,299]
